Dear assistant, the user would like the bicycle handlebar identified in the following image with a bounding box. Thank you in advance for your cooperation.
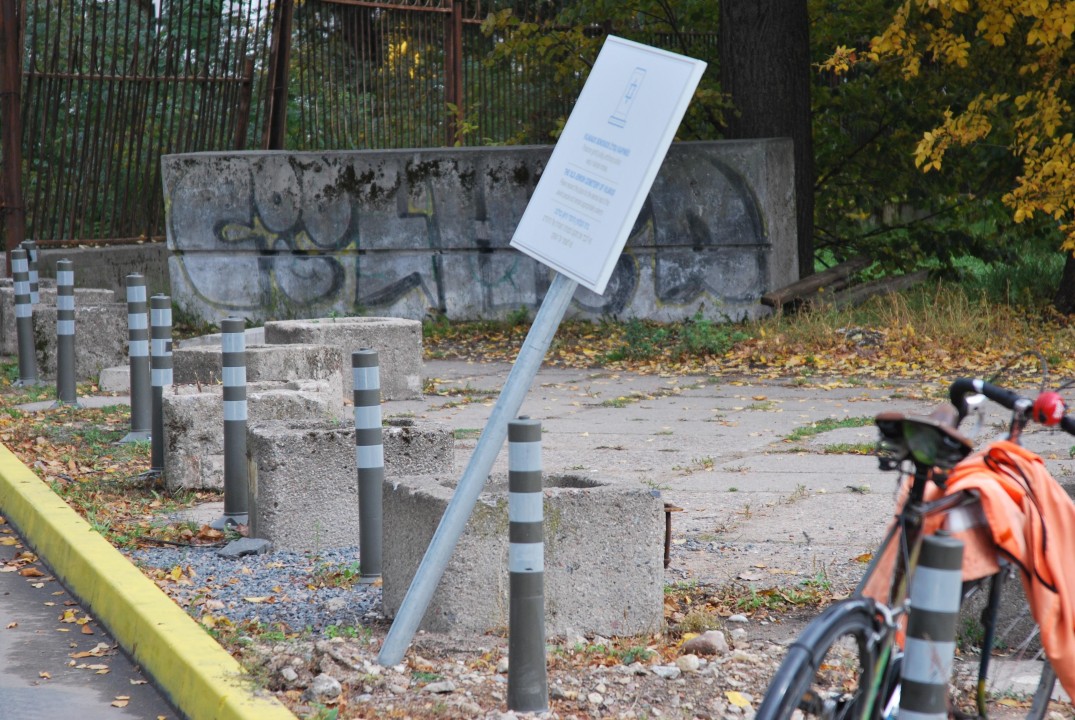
[949,377,1075,437]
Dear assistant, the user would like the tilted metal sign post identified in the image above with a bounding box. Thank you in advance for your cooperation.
[378,36,706,666]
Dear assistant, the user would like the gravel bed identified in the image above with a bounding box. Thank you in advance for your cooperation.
[127,545,382,633]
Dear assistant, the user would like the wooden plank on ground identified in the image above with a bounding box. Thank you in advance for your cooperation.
[761,256,871,308]
[832,269,929,308]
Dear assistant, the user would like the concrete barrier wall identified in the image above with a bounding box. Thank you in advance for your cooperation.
[162,140,796,324]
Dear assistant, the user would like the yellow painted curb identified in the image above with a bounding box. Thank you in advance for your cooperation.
[0,443,297,720]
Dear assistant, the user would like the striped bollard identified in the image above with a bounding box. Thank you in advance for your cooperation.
[149,295,173,476]
[219,318,249,527]
[52,259,79,407]
[899,532,964,720]
[353,350,383,582]
[507,417,548,713]
[22,240,38,305]
[121,274,152,442]
[11,248,38,386]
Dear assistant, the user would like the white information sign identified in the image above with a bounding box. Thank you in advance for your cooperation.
[510,36,707,294]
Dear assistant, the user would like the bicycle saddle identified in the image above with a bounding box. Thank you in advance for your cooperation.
[876,405,973,470]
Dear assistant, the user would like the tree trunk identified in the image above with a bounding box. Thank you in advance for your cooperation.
[1054,254,1075,314]
[719,0,814,279]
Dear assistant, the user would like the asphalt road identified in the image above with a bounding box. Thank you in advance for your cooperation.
[0,516,179,719]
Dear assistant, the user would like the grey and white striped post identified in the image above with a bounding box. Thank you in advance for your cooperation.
[22,240,38,305]
[353,349,384,582]
[507,417,548,713]
[121,274,151,442]
[52,259,79,407]
[219,317,249,526]
[149,295,173,476]
[899,532,964,720]
[11,248,38,386]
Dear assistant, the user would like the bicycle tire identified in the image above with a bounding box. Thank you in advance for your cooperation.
[755,598,887,720]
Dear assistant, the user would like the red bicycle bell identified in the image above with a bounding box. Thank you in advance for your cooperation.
[1032,391,1066,426]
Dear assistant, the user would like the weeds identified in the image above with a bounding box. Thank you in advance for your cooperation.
[604,312,751,363]
[822,442,876,454]
[784,416,874,443]
[310,561,363,589]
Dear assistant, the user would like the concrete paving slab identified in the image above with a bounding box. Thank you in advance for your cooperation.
[12,351,1075,715]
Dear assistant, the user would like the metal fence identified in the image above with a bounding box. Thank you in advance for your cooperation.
[1,0,715,249]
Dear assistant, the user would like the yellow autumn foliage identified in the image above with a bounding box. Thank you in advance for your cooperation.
[828,0,1075,249]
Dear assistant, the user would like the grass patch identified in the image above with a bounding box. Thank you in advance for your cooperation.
[784,416,874,442]
[604,312,752,363]
[821,442,877,454]
[552,639,657,667]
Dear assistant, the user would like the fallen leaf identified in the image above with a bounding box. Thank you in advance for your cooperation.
[726,691,751,708]
[5,622,15,629]
[39,671,50,679]
[20,567,44,577]
[70,642,111,659]
[81,625,94,635]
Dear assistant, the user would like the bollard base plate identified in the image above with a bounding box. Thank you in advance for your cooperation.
[13,379,42,388]
[119,431,151,444]
[210,514,248,530]
[359,575,382,586]
[50,400,83,410]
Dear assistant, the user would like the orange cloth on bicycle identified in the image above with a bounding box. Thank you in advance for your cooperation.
[942,440,1075,699]
[863,440,1075,698]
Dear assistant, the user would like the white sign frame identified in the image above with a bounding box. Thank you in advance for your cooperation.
[510,36,707,294]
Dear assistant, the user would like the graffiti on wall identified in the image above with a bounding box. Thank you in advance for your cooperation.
[166,148,774,322]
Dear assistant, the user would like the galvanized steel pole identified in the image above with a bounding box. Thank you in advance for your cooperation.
[507,417,548,713]
[121,274,152,442]
[53,259,78,407]
[378,272,578,666]
[353,349,384,583]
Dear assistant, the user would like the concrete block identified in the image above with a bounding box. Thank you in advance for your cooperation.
[382,473,664,638]
[32,302,128,381]
[380,418,455,477]
[246,418,454,552]
[0,284,113,355]
[176,327,264,348]
[263,317,422,400]
[163,142,796,324]
[162,381,345,492]
[172,343,344,400]
[98,366,129,393]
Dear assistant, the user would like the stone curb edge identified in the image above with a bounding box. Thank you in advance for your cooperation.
[0,442,297,720]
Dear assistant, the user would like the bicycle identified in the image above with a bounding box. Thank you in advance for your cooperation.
[754,375,1075,720]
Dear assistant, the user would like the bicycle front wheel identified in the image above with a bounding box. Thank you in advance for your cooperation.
[755,598,889,720]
